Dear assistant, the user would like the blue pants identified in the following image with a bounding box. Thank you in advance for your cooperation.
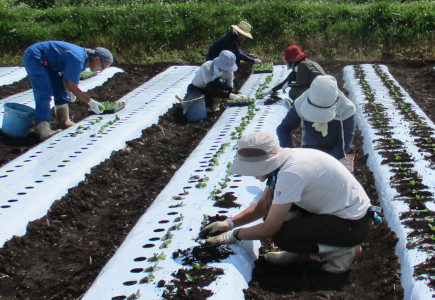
[23,47,69,123]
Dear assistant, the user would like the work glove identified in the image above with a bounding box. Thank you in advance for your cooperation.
[253,58,262,64]
[236,92,248,99]
[229,93,242,100]
[281,82,289,93]
[261,88,273,97]
[205,230,238,246]
[68,91,77,103]
[89,99,103,114]
[199,219,233,238]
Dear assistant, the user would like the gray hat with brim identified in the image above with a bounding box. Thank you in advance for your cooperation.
[214,50,238,72]
[229,132,293,177]
[95,47,113,65]
[300,75,339,123]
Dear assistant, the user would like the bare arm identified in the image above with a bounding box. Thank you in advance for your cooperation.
[64,80,91,104]
[230,187,273,227]
[238,202,293,240]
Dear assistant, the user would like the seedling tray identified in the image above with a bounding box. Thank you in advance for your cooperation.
[252,62,273,74]
[89,102,126,115]
[226,99,255,107]
[80,71,98,80]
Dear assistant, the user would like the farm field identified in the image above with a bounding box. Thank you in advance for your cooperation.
[0,59,433,299]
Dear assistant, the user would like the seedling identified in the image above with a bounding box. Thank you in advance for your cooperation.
[148,252,166,262]
[196,182,207,188]
[185,273,196,283]
[173,214,184,222]
[126,289,141,300]
[192,263,203,270]
[169,223,183,231]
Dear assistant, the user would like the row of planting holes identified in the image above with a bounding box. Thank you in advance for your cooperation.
[112,106,271,299]
[0,79,186,211]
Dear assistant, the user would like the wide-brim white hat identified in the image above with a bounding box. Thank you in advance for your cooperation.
[231,21,253,39]
[214,50,238,72]
[300,75,339,123]
[229,132,292,176]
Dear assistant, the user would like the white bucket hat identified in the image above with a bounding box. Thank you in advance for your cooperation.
[300,75,339,123]
[214,50,238,72]
[229,132,293,177]
[231,21,253,39]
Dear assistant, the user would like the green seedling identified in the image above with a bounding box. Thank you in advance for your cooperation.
[149,252,166,262]
[169,223,183,231]
[185,273,196,283]
[160,239,172,248]
[196,182,207,188]
[126,289,141,300]
[173,214,184,222]
[192,263,203,270]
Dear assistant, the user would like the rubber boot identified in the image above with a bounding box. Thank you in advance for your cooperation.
[55,104,75,129]
[37,121,61,141]
[264,251,308,265]
[317,244,362,274]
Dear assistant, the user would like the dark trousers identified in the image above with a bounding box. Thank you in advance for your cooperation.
[272,207,371,253]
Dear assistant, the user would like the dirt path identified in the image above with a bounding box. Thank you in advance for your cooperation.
[0,60,433,299]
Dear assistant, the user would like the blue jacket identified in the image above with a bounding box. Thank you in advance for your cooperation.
[206,31,254,66]
[276,105,356,160]
[27,41,87,84]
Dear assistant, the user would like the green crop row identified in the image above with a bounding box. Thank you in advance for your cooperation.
[0,1,433,64]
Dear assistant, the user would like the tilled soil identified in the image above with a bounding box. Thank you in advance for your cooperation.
[0,60,433,299]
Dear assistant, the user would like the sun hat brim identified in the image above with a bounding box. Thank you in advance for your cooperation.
[299,97,337,123]
[215,58,238,72]
[231,24,253,39]
[229,148,292,176]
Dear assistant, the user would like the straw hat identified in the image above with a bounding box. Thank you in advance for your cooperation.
[231,21,253,39]
[229,132,293,176]
[283,45,307,62]
[299,75,339,123]
[214,50,238,72]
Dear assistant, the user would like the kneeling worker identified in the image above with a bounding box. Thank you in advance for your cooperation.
[183,50,247,112]
[200,132,373,274]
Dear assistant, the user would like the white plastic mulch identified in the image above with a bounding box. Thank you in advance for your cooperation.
[0,67,27,86]
[82,67,290,300]
[344,64,435,300]
[0,66,198,247]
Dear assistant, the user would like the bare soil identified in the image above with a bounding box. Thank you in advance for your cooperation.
[0,59,433,299]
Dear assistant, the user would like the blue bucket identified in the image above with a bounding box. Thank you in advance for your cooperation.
[182,96,207,122]
[2,103,35,138]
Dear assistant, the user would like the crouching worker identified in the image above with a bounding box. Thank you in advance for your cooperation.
[276,75,356,170]
[200,132,373,274]
[183,50,247,113]
[23,41,113,140]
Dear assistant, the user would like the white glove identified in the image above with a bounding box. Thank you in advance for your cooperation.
[68,91,77,103]
[282,82,289,93]
[237,93,248,99]
[89,99,103,114]
[229,93,242,100]
[199,219,233,238]
[205,230,238,246]
[253,58,262,64]
[261,88,273,97]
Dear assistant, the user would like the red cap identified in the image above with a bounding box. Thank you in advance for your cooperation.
[283,45,307,62]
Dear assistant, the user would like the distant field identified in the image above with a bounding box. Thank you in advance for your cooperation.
[0,0,433,64]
